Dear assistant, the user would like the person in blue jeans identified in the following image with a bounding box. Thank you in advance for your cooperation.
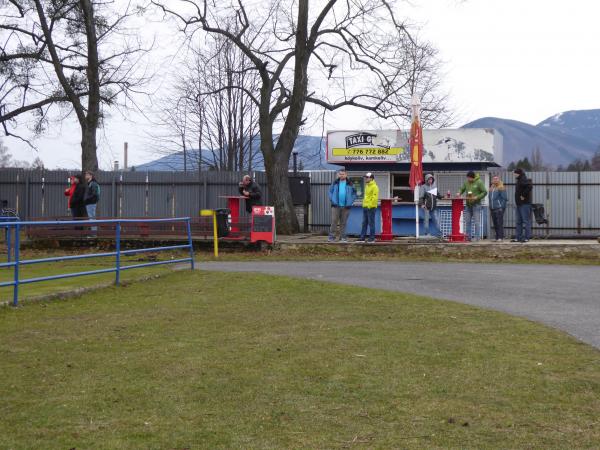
[512,168,533,242]
[457,171,487,241]
[419,174,443,237]
[357,172,379,243]
[328,169,357,242]
[84,170,100,232]
[489,175,508,241]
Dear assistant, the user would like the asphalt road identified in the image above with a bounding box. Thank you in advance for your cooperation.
[201,261,600,349]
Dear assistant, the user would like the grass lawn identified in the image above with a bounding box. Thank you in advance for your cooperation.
[1,271,599,449]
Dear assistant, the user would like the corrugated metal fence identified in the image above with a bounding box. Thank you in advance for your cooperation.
[0,170,269,219]
[1,169,599,237]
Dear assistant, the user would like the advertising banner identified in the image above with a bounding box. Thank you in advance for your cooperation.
[327,130,409,164]
[327,129,502,165]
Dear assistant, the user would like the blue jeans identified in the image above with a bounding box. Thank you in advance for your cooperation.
[86,203,97,219]
[490,208,505,240]
[86,203,97,232]
[515,204,532,241]
[360,208,376,241]
[463,204,481,240]
[423,208,440,236]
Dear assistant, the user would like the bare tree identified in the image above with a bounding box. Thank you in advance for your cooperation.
[389,39,454,128]
[154,0,451,233]
[0,137,43,167]
[0,137,12,167]
[148,30,261,172]
[531,146,548,171]
[0,0,150,171]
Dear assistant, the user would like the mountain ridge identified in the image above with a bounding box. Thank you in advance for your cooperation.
[462,109,600,166]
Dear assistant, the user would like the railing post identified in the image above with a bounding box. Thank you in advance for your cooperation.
[13,224,20,307]
[115,221,121,285]
[6,225,11,263]
[186,218,195,270]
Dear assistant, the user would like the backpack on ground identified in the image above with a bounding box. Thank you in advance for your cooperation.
[532,203,548,225]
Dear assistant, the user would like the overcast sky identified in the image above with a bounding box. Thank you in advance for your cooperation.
[5,0,600,169]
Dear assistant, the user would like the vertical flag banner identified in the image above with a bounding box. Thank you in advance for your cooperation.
[409,97,424,190]
[409,95,424,238]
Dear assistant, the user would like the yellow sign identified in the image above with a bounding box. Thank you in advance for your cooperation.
[332,147,405,156]
[200,209,214,217]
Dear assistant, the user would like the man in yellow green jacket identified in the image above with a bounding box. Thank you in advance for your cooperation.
[357,172,379,243]
[457,171,487,240]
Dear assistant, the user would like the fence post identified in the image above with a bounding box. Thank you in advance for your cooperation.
[115,221,121,285]
[186,218,195,270]
[13,224,20,307]
[203,173,208,209]
[111,176,116,217]
[577,171,582,235]
[24,176,30,220]
[6,226,11,263]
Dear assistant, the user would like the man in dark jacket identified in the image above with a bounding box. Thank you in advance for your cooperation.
[238,175,262,213]
[328,169,357,242]
[84,170,100,220]
[512,168,533,243]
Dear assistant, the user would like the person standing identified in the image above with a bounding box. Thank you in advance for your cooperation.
[84,170,100,220]
[69,174,88,219]
[238,175,262,213]
[357,172,379,243]
[64,176,76,212]
[419,173,443,237]
[512,168,533,243]
[489,175,508,241]
[457,171,487,241]
[328,169,357,242]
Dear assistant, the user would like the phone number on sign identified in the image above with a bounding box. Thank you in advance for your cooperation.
[332,147,403,156]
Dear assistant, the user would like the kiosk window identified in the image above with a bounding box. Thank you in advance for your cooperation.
[392,173,412,201]
[253,215,273,232]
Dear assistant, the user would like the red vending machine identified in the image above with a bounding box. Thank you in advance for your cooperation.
[251,206,276,244]
[449,197,466,242]
[379,198,394,241]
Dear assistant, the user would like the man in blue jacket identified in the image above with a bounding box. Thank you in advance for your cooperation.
[328,169,357,242]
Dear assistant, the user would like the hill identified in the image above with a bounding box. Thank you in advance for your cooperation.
[462,110,600,167]
[135,135,340,172]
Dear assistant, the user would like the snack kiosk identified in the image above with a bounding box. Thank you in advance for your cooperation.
[326,129,503,238]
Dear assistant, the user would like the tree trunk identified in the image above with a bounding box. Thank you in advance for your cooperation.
[264,148,298,234]
[81,125,98,172]
[259,0,309,234]
[81,0,100,173]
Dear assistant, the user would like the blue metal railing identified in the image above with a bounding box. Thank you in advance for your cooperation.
[0,218,195,306]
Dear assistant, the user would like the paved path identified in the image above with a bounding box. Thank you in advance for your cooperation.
[201,261,600,349]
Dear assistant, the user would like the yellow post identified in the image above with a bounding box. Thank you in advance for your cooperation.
[200,209,218,257]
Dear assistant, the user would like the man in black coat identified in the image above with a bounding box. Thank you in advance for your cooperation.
[238,175,262,213]
[512,168,533,242]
